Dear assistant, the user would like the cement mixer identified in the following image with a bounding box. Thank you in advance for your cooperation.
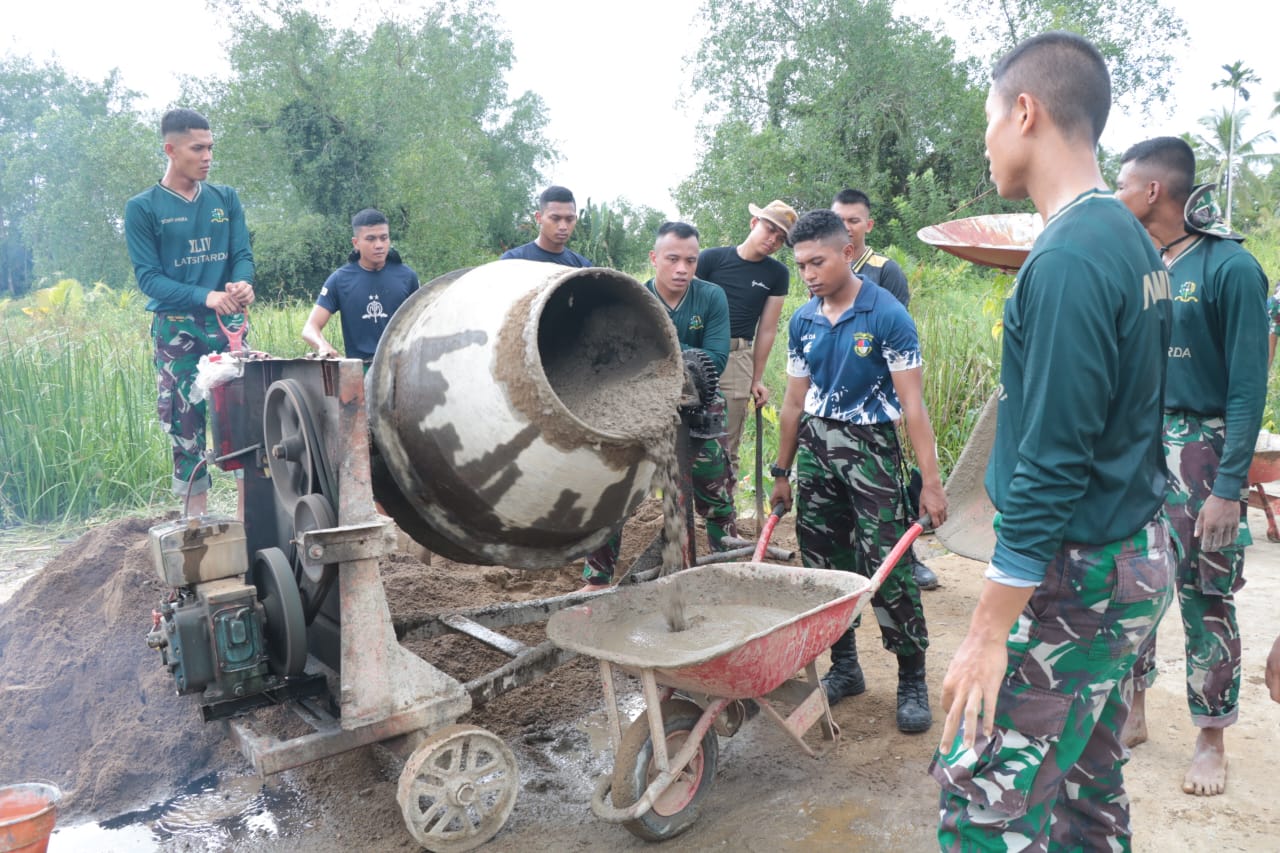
[144,260,686,851]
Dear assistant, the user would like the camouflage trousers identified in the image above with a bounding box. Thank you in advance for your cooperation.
[152,312,235,496]
[1131,413,1248,727]
[795,416,926,656]
[582,411,738,583]
[932,516,1174,852]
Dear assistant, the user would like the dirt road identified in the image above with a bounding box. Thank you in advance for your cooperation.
[7,506,1279,851]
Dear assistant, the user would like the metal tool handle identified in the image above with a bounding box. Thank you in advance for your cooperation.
[751,502,787,563]
[217,309,249,354]
[754,405,764,528]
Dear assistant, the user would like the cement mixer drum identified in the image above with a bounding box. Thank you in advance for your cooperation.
[367,260,683,569]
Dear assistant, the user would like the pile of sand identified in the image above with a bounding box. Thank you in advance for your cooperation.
[0,515,238,818]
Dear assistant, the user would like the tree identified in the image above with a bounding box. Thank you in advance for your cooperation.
[0,57,155,292]
[185,0,552,283]
[953,0,1188,112]
[1212,61,1261,227]
[1188,106,1276,230]
[679,0,991,249]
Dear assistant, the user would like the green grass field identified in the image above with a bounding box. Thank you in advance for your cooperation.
[2,255,1276,527]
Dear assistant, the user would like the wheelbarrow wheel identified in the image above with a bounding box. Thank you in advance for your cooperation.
[612,698,718,842]
[396,724,518,852]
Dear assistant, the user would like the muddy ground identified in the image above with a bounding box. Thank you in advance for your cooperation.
[3,502,1279,852]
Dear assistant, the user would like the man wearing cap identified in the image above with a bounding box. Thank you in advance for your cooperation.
[695,199,795,477]
[1115,136,1268,797]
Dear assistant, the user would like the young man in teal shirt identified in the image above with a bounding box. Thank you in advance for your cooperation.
[580,221,737,587]
[125,108,255,517]
[1116,136,1269,798]
[932,33,1175,850]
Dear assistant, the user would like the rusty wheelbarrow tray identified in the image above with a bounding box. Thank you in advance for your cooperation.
[1248,431,1280,542]
[546,523,924,841]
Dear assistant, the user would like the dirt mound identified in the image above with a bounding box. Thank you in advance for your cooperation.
[0,499,676,822]
[0,514,239,818]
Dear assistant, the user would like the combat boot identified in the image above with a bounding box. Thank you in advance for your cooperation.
[911,556,939,591]
[896,651,932,733]
[820,629,866,706]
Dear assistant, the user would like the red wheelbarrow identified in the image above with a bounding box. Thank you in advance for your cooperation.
[546,519,926,841]
[1248,432,1280,542]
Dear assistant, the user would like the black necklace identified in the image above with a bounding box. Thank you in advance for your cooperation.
[1159,233,1194,255]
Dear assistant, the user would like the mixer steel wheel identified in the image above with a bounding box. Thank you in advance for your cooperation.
[263,379,328,512]
[396,724,518,852]
[251,547,308,678]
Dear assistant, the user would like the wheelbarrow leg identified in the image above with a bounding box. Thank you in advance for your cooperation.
[1254,483,1280,543]
[804,660,839,742]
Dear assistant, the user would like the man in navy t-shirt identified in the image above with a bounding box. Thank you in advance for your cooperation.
[500,185,593,267]
[302,208,420,360]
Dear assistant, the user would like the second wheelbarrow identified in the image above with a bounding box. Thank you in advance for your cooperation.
[546,518,926,841]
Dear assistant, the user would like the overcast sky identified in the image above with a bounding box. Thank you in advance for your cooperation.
[4,0,1277,214]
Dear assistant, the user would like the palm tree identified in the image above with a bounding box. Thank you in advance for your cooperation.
[1211,61,1261,226]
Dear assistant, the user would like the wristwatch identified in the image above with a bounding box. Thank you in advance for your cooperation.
[770,464,792,479]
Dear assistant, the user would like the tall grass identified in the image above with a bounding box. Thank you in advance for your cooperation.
[0,294,317,525]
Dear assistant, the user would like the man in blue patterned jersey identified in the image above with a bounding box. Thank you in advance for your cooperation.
[770,209,948,733]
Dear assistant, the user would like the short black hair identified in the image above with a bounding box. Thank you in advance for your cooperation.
[351,208,388,231]
[538,186,576,209]
[1120,137,1196,205]
[992,31,1110,146]
[161,108,210,137]
[655,221,699,242]
[789,210,849,247]
[833,188,872,209]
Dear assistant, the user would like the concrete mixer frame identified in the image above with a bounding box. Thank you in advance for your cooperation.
[211,356,630,849]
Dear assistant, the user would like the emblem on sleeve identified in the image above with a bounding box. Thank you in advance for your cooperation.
[853,332,874,357]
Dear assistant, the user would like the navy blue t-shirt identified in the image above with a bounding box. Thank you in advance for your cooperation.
[316,256,419,359]
[500,241,593,267]
[786,279,921,424]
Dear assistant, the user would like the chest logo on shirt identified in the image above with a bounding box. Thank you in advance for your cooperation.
[688,315,704,331]
[1173,280,1199,303]
[364,296,389,324]
[853,332,874,357]
[751,280,769,290]
[210,208,228,224]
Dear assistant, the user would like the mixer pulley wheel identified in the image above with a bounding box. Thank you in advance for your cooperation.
[263,379,332,512]
[251,547,309,678]
[396,724,519,852]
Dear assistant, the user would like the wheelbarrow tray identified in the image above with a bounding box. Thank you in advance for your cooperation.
[546,562,870,700]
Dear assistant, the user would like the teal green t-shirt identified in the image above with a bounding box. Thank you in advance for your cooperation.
[124,181,255,314]
[986,190,1171,582]
[644,277,730,375]
[1164,235,1269,496]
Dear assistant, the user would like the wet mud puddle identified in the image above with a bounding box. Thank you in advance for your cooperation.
[49,772,304,852]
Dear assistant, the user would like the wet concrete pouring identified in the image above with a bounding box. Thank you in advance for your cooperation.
[4,502,1280,851]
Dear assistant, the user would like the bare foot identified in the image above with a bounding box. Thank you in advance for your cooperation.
[1182,729,1228,796]
[1121,689,1148,748]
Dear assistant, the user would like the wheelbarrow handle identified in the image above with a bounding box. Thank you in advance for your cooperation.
[865,515,930,596]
